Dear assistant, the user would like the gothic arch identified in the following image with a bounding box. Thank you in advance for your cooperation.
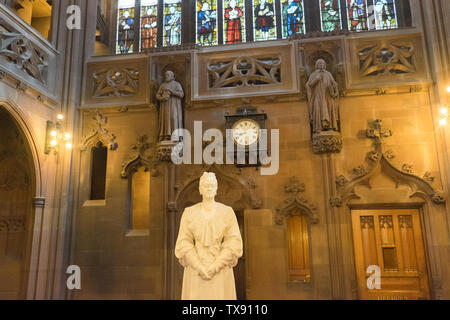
[334,142,446,207]
[0,99,42,198]
[0,100,41,299]
[175,164,261,213]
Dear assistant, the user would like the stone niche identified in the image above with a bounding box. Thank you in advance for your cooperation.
[193,41,298,101]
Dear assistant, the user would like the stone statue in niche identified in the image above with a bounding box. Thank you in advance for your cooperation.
[175,172,243,300]
[156,70,184,142]
[306,59,342,154]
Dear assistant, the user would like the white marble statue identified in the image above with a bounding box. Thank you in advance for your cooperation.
[175,172,243,300]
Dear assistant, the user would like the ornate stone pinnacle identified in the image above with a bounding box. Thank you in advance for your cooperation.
[366,119,393,145]
[285,177,305,195]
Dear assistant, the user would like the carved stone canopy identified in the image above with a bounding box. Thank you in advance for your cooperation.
[332,120,446,206]
[121,135,160,179]
[175,164,262,214]
[81,111,118,151]
[275,177,318,225]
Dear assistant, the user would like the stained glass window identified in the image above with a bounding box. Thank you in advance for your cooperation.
[373,0,398,30]
[319,0,342,32]
[253,0,277,41]
[163,0,182,46]
[346,0,368,32]
[223,0,246,44]
[117,0,136,54]
[281,0,305,38]
[140,0,158,49]
[196,0,218,46]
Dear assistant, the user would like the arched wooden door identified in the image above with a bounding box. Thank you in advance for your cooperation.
[0,108,35,299]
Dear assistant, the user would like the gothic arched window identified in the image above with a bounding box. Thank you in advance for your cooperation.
[373,0,398,30]
[140,0,159,50]
[319,0,342,32]
[163,0,183,46]
[223,0,247,44]
[281,0,306,38]
[117,0,136,54]
[112,0,406,54]
[346,0,369,32]
[196,0,219,46]
[253,0,277,41]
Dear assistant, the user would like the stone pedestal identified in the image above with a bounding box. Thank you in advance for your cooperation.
[312,131,343,154]
[158,140,179,162]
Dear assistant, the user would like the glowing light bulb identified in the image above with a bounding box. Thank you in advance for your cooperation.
[440,118,448,126]
[64,133,72,140]
[57,114,64,120]
[447,86,450,93]
[50,139,58,147]
[441,108,448,115]
[50,130,57,137]
[66,142,72,149]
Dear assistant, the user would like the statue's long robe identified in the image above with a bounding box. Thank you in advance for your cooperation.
[306,69,339,134]
[175,203,243,300]
[156,80,184,141]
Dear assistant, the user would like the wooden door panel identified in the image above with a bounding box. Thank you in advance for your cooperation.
[351,209,430,300]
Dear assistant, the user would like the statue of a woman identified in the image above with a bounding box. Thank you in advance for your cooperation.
[156,70,184,141]
[175,172,243,300]
[306,59,340,134]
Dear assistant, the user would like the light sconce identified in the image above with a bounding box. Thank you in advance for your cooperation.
[447,86,450,93]
[45,114,73,154]
[439,107,449,126]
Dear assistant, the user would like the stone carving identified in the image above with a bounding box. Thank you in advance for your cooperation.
[401,164,414,174]
[358,41,415,77]
[384,149,395,160]
[311,133,343,154]
[0,30,48,83]
[156,70,184,142]
[366,119,392,144]
[368,151,380,162]
[158,140,184,162]
[0,215,26,232]
[423,172,435,183]
[208,56,281,89]
[306,59,342,154]
[92,67,140,98]
[332,120,446,207]
[121,135,160,179]
[336,175,349,188]
[81,111,118,151]
[285,176,305,195]
[275,177,318,225]
[175,172,243,300]
[16,81,27,92]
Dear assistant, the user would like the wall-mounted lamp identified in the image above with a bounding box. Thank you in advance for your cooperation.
[447,86,450,93]
[45,114,73,154]
[439,107,449,126]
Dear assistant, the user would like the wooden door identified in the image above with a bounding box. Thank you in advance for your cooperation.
[351,209,430,300]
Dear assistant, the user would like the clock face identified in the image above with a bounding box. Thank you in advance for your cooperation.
[232,119,261,146]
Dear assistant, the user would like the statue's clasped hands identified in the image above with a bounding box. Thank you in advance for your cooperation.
[197,261,223,280]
